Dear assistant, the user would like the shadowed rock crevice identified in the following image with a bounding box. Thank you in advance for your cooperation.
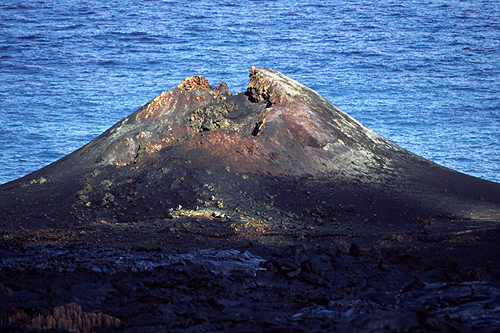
[187,100,239,132]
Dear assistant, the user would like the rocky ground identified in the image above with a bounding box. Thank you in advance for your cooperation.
[2,240,500,333]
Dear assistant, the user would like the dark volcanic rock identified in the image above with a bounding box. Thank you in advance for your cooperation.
[1,241,500,333]
[1,67,500,332]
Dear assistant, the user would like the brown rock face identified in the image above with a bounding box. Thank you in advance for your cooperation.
[0,67,499,269]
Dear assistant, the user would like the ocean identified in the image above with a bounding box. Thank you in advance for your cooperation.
[1,0,499,185]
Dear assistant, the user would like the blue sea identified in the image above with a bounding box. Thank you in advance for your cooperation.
[1,0,499,185]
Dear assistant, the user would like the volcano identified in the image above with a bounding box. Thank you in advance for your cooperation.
[2,67,500,332]
[1,67,499,269]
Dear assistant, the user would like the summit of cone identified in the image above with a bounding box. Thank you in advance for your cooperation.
[21,67,428,180]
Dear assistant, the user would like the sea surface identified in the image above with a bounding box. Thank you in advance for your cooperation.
[1,0,499,185]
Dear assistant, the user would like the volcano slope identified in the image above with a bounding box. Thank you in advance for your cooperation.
[1,66,500,270]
